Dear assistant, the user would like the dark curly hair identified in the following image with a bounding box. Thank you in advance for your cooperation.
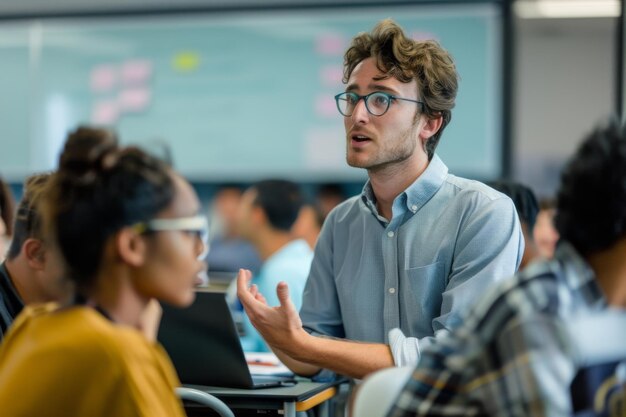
[343,18,459,161]
[43,126,175,289]
[555,119,626,256]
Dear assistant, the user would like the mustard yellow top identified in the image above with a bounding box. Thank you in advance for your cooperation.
[0,303,186,417]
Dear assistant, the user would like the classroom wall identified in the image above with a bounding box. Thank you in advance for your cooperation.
[513,17,617,199]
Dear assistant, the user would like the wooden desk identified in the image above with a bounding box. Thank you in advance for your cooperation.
[184,381,341,417]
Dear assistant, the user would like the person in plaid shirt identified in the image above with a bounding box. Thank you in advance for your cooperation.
[368,119,626,417]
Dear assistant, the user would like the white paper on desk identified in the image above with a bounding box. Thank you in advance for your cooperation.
[245,352,293,376]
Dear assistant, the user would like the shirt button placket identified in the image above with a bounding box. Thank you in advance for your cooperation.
[382,226,399,332]
[387,230,396,295]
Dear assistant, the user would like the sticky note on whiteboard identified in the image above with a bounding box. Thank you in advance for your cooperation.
[118,88,151,112]
[90,65,117,93]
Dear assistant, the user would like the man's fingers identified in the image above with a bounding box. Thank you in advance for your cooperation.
[276,281,292,307]
[255,292,268,305]
[236,268,253,299]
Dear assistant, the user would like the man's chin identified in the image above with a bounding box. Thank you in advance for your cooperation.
[346,155,372,169]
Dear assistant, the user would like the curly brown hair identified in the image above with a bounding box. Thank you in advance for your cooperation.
[6,172,52,260]
[343,19,459,160]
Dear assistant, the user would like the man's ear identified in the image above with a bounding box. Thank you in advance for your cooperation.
[24,239,46,271]
[419,114,443,143]
[251,206,267,227]
[115,227,147,267]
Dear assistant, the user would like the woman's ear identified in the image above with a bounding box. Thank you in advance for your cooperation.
[115,228,147,267]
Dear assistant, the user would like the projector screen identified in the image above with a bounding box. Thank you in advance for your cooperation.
[0,3,502,182]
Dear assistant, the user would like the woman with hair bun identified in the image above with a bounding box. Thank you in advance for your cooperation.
[0,126,208,417]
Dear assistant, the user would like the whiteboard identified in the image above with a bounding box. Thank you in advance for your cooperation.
[0,4,502,182]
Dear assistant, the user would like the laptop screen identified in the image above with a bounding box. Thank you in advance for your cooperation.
[158,291,262,388]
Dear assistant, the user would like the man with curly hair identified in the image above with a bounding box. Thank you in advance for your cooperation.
[357,119,626,416]
[238,19,523,379]
[0,173,72,341]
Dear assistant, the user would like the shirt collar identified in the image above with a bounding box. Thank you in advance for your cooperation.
[360,153,449,217]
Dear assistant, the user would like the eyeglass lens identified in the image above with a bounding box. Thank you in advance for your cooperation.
[336,92,391,117]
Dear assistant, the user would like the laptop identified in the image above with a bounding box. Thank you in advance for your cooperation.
[158,290,296,389]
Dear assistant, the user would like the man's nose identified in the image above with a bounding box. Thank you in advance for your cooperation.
[351,98,370,123]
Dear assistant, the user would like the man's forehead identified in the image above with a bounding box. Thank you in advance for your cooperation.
[348,58,416,92]
[349,58,384,80]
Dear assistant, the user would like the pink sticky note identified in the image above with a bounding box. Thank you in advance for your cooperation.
[315,94,338,118]
[118,88,151,112]
[320,65,343,87]
[90,65,118,93]
[410,31,438,42]
[121,59,153,85]
[315,34,346,56]
[91,100,119,124]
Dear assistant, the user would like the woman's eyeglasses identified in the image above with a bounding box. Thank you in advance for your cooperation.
[133,215,209,260]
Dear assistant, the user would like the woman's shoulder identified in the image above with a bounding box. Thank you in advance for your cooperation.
[18,306,150,360]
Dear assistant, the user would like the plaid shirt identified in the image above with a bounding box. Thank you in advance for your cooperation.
[386,242,610,417]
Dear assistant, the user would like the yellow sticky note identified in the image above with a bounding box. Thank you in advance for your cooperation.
[172,51,200,72]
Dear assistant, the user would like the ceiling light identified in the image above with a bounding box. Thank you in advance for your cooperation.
[515,0,620,18]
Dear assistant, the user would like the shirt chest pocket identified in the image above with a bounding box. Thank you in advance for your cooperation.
[404,262,445,326]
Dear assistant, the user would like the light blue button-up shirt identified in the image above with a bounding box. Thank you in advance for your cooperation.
[300,154,524,366]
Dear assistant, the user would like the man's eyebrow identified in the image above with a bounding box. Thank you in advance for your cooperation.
[344,83,402,95]
[368,84,400,94]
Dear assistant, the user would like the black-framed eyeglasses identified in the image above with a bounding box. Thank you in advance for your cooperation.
[133,215,209,260]
[334,91,424,117]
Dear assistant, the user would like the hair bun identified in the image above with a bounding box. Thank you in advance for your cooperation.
[59,126,119,182]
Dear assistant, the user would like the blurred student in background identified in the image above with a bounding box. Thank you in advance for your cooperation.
[0,173,72,341]
[534,197,559,259]
[488,180,541,269]
[206,184,261,274]
[0,126,207,417]
[236,180,313,352]
[369,119,626,416]
[316,182,347,219]
[0,177,15,261]
[292,183,347,251]
[291,202,324,251]
[0,216,6,262]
